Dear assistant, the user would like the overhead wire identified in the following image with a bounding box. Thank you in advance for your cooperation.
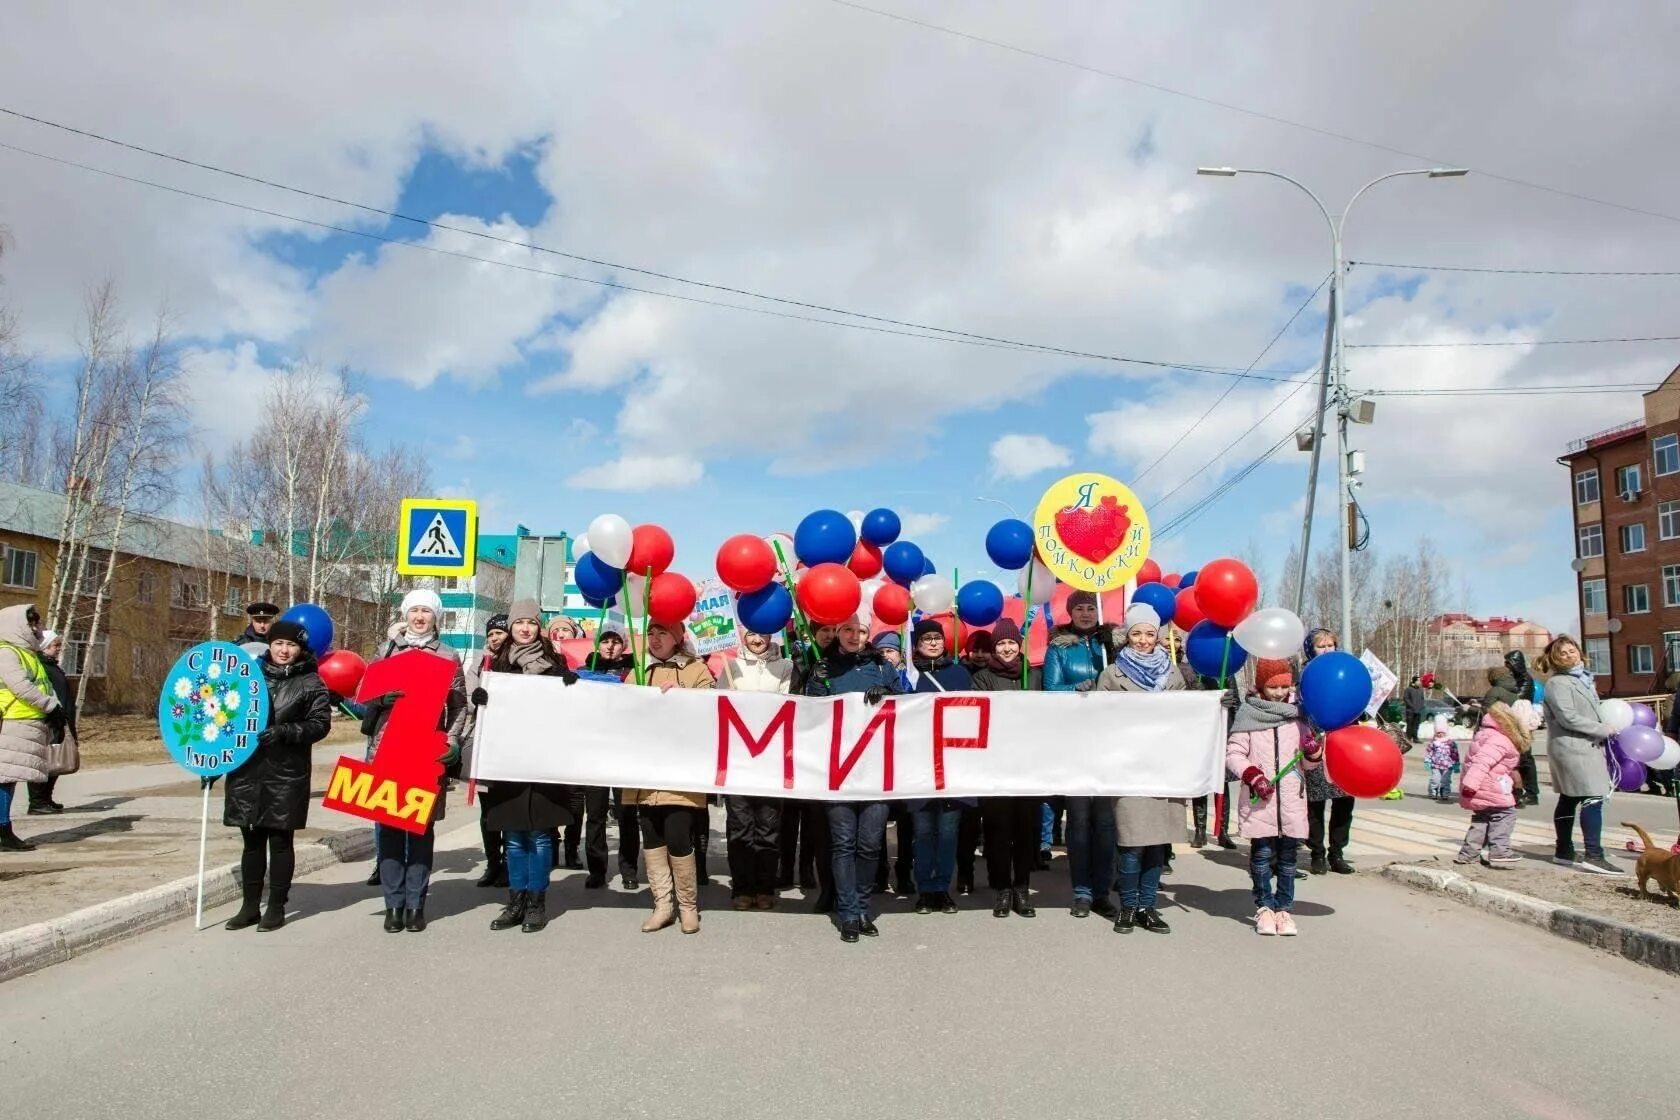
[1350,259,1680,278]
[1152,401,1328,541]
[1148,375,1318,511]
[1349,336,1680,348]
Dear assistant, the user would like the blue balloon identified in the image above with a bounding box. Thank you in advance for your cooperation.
[574,551,622,603]
[861,508,902,547]
[919,557,937,578]
[279,603,333,655]
[984,519,1036,570]
[955,580,1005,627]
[1181,568,1199,589]
[583,591,618,609]
[882,541,925,587]
[736,582,794,634]
[1299,650,1374,731]
[794,509,857,567]
[1185,621,1245,680]
[1131,582,1177,627]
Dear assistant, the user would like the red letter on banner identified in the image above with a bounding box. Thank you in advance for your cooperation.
[716,696,797,788]
[932,695,990,791]
[322,651,457,835]
[828,698,896,792]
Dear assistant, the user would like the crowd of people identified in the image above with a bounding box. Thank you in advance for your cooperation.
[0,593,1633,942]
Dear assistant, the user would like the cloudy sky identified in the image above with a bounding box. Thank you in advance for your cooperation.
[2,0,1676,634]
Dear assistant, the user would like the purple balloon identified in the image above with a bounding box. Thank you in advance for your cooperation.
[1631,702,1658,729]
[1614,756,1647,793]
[1618,723,1665,764]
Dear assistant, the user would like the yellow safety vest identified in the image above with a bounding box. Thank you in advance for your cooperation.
[0,641,50,721]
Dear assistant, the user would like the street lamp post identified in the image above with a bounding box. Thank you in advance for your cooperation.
[1197,165,1467,647]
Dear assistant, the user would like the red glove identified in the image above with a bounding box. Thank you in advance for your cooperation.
[1242,766,1273,802]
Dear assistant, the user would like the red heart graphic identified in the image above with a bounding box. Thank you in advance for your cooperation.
[1055,496,1131,566]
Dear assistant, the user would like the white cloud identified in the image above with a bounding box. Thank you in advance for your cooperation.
[565,454,704,491]
[901,512,950,536]
[447,434,476,460]
[988,433,1072,480]
[177,342,287,453]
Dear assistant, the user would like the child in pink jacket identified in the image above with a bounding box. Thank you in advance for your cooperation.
[1454,701,1532,868]
[1226,658,1323,937]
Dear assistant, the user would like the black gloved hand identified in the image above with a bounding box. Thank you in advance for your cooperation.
[1221,688,1240,712]
[863,686,889,706]
[560,670,579,687]
[256,727,276,748]
[200,775,219,790]
[470,687,489,707]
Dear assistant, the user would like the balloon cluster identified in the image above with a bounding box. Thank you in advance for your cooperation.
[253,601,366,700]
[574,514,699,628]
[1603,700,1680,791]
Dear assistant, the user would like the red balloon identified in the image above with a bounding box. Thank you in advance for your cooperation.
[716,533,778,592]
[847,540,883,580]
[798,562,862,626]
[627,524,675,577]
[647,572,698,626]
[873,582,911,626]
[1324,726,1406,798]
[1163,573,1182,589]
[1195,557,1259,629]
[1136,559,1163,585]
[317,650,366,697]
[1173,586,1205,631]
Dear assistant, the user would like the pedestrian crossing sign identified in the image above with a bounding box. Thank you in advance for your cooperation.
[396,497,478,577]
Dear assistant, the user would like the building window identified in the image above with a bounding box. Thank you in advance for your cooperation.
[1625,583,1651,614]
[1665,569,1680,608]
[61,633,108,679]
[1621,523,1646,554]
[1582,637,1611,676]
[1615,463,1644,498]
[1666,632,1680,670]
[1630,644,1655,675]
[171,573,207,609]
[1577,524,1604,558]
[137,569,156,604]
[2,546,37,589]
[224,584,243,615]
[1582,577,1607,614]
[1574,468,1601,504]
[1662,500,1680,541]
[1658,435,1680,477]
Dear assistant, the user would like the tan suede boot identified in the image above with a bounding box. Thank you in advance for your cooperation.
[670,852,701,934]
[641,847,676,933]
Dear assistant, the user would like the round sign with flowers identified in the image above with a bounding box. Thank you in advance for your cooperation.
[155,641,271,777]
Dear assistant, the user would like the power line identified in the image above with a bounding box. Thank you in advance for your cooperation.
[1148,376,1317,510]
[0,137,1317,385]
[1350,336,1680,349]
[1154,403,1326,540]
[1350,259,1680,278]
[1134,273,1329,484]
[819,0,1680,228]
[1369,383,1656,397]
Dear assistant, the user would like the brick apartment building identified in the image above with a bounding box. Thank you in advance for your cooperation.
[1427,613,1552,697]
[1561,367,1680,697]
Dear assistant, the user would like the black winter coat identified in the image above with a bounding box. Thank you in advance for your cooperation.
[224,655,333,830]
[478,648,578,833]
[970,662,1041,691]
[40,653,76,743]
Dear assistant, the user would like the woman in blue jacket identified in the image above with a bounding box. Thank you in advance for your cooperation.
[1042,590,1120,919]
[907,619,974,915]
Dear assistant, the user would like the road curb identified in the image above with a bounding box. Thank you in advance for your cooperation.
[0,829,373,986]
[1382,862,1680,977]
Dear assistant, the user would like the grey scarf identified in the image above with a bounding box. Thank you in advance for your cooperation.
[505,640,559,675]
[1230,695,1300,734]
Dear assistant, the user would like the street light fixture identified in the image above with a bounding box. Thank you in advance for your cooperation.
[1197,164,1467,646]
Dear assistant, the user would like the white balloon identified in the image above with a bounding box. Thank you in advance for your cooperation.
[587,514,634,569]
[1232,607,1307,660]
[1600,698,1635,734]
[573,532,590,557]
[1017,560,1055,599]
[624,572,648,610]
[847,509,866,532]
[1654,736,1680,771]
[911,573,956,614]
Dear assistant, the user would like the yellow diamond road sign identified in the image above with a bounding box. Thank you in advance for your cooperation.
[396,498,478,577]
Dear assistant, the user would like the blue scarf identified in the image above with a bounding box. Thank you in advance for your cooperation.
[1566,663,1595,686]
[1115,644,1172,691]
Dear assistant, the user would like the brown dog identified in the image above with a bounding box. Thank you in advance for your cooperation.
[1624,823,1680,906]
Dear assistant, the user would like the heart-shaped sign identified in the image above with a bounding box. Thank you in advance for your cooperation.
[1053,495,1131,565]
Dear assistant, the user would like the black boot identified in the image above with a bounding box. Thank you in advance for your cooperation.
[1092,897,1120,921]
[521,891,549,933]
[1309,854,1329,877]
[1191,798,1208,849]
[1330,854,1355,875]
[404,906,427,933]
[257,886,287,931]
[365,867,381,887]
[914,893,934,915]
[1218,834,1238,850]
[383,907,404,933]
[812,890,834,914]
[225,883,263,930]
[1135,907,1171,934]
[993,890,1012,918]
[476,860,504,888]
[939,891,959,915]
[1,826,37,852]
[840,920,861,943]
[564,848,583,872]
[1011,888,1036,918]
[490,891,527,930]
[1113,906,1136,934]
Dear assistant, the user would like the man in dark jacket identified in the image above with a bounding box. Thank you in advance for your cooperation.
[237,602,280,647]
[26,631,75,815]
[1483,662,1538,805]
[1402,677,1428,743]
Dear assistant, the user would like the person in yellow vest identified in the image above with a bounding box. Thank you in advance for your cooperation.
[0,605,64,852]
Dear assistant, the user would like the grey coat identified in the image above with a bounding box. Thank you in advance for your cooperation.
[0,605,60,784]
[1094,658,1190,847]
[1542,672,1610,797]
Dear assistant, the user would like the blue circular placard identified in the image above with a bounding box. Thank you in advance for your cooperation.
[155,641,271,777]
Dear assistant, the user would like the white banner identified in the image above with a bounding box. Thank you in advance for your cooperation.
[1361,649,1398,718]
[473,676,1227,801]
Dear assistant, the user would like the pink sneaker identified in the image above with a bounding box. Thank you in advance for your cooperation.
[1274,912,1299,937]
[1255,908,1276,935]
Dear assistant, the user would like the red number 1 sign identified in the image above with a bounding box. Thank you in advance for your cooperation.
[322,651,458,834]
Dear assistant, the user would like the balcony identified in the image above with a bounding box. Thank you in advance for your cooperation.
[1566,419,1645,455]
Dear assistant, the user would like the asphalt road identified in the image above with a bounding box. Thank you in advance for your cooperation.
[3,817,1676,1120]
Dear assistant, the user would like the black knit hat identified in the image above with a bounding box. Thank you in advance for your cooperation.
[912,619,946,646]
[267,619,308,648]
[486,614,509,636]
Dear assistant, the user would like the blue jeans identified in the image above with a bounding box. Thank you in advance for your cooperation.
[377,825,435,910]
[0,781,14,826]
[1065,796,1116,902]
[504,829,554,893]
[1041,801,1054,848]
[1249,836,1299,912]
[1116,844,1165,909]
[911,801,960,893]
[827,801,889,923]
[1428,768,1454,797]
[1554,795,1605,861]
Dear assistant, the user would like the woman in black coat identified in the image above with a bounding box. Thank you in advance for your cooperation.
[26,631,76,814]
[223,620,332,932]
[470,599,578,934]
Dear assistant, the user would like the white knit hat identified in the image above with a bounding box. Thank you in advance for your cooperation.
[1122,603,1161,633]
[400,589,443,618]
[40,629,59,645]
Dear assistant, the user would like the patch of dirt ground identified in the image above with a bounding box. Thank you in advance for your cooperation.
[75,713,364,767]
[1427,849,1680,940]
